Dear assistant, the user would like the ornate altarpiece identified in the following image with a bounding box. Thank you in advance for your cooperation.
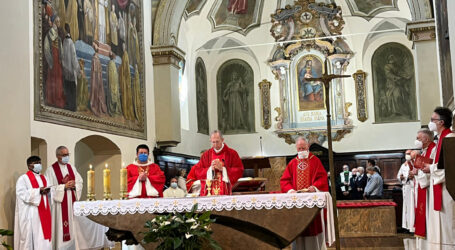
[269,0,354,145]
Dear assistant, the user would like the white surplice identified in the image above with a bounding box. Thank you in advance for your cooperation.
[427,133,455,250]
[14,172,52,250]
[45,163,83,250]
[397,162,415,232]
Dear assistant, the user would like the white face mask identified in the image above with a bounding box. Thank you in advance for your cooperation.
[61,156,70,164]
[414,140,423,149]
[33,163,42,174]
[367,173,372,178]
[428,121,438,132]
[405,154,412,161]
[356,172,360,177]
[298,150,309,159]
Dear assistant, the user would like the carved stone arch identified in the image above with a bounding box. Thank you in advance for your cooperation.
[406,0,434,20]
[153,0,190,46]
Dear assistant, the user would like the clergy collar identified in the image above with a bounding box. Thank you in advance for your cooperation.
[213,143,225,154]
[134,160,154,167]
[58,162,67,167]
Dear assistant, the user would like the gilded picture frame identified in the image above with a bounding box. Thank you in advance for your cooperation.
[258,79,272,130]
[352,70,368,122]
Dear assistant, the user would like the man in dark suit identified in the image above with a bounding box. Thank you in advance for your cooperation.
[354,166,368,199]
[349,168,358,199]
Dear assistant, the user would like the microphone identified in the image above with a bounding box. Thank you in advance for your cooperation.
[259,136,263,157]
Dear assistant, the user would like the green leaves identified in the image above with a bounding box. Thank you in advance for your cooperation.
[0,229,13,250]
[142,204,220,249]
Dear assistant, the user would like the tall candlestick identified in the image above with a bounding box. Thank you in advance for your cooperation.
[87,164,95,201]
[103,163,111,200]
[120,162,128,199]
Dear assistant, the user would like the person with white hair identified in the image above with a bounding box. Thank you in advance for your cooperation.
[280,137,328,250]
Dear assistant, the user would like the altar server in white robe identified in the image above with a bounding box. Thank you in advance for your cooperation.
[397,150,415,233]
[45,146,83,250]
[14,156,52,250]
[423,107,455,249]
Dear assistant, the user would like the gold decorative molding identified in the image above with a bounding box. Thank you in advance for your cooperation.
[406,19,436,42]
[150,45,186,68]
[275,126,353,145]
[259,80,272,130]
[352,70,368,122]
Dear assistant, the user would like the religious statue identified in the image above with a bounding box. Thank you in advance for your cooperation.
[223,71,248,131]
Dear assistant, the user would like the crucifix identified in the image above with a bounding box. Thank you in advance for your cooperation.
[305,59,350,250]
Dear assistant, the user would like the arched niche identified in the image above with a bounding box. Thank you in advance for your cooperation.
[75,135,121,201]
[31,137,47,170]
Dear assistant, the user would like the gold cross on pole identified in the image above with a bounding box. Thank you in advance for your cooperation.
[305,59,349,250]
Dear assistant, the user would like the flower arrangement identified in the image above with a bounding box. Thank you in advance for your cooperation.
[0,229,13,250]
[143,204,221,250]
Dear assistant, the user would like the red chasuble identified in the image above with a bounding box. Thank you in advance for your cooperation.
[433,128,451,211]
[280,153,329,236]
[26,171,52,241]
[414,142,436,238]
[186,144,244,196]
[126,163,165,198]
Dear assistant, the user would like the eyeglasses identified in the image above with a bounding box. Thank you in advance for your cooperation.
[59,153,70,157]
[430,118,442,122]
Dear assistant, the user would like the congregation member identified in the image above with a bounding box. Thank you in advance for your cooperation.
[45,146,83,249]
[186,130,244,196]
[397,150,415,233]
[413,128,436,247]
[126,144,165,198]
[14,156,52,250]
[367,159,381,175]
[354,167,368,199]
[280,137,328,250]
[339,164,352,199]
[424,107,454,249]
[163,177,185,198]
[348,167,358,199]
[363,166,383,199]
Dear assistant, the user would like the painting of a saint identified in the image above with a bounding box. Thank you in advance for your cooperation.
[296,56,324,111]
[217,59,255,134]
[34,0,146,139]
[209,0,264,35]
[372,42,417,123]
[195,58,209,135]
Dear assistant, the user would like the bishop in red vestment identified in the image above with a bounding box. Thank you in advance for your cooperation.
[127,144,165,198]
[186,131,244,196]
[280,137,328,250]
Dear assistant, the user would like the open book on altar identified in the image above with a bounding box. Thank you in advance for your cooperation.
[232,177,267,192]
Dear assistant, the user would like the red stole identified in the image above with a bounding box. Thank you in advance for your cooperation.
[414,142,436,237]
[296,157,311,190]
[26,171,52,241]
[52,162,76,242]
[433,128,451,211]
[200,150,230,196]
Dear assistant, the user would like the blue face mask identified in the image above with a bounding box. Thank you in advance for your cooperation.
[138,153,148,162]
[170,182,178,189]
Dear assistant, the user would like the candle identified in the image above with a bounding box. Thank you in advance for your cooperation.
[120,163,127,193]
[103,163,111,194]
[87,164,94,194]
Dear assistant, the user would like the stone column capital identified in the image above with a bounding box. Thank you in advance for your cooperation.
[150,45,186,68]
[406,19,436,42]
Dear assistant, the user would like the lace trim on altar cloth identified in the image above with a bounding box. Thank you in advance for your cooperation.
[74,192,329,216]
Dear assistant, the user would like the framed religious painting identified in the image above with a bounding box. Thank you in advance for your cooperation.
[33,0,146,139]
[295,55,325,111]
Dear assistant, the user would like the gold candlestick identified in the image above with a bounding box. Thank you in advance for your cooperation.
[103,163,112,200]
[87,164,95,201]
[120,162,128,199]
[206,179,212,196]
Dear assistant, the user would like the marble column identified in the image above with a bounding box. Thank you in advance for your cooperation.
[151,45,185,147]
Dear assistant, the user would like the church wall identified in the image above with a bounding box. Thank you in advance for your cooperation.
[0,0,32,235]
[447,0,455,111]
[169,0,425,158]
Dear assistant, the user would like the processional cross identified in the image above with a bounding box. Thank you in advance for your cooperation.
[305,59,350,250]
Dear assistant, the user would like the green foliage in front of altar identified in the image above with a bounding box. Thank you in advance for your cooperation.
[143,204,221,250]
[0,229,13,250]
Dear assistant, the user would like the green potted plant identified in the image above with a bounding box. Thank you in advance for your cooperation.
[143,204,221,250]
[0,229,13,250]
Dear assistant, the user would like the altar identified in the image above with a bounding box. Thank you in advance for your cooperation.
[74,192,335,249]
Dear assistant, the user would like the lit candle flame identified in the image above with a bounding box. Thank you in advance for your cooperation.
[105,163,108,168]
[89,164,93,170]
[122,162,125,168]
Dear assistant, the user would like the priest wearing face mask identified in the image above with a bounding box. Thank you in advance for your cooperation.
[186,130,244,196]
[397,150,416,233]
[45,146,83,249]
[126,144,165,198]
[15,156,52,250]
[280,136,329,250]
[163,177,185,198]
[423,107,454,249]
